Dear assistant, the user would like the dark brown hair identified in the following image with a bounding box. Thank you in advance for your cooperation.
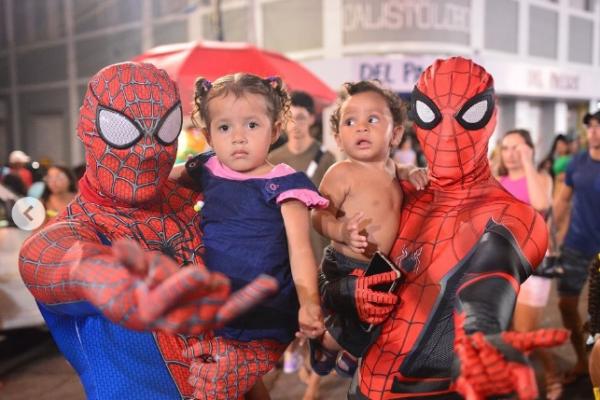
[329,80,406,134]
[41,165,77,204]
[497,129,536,176]
[192,73,291,131]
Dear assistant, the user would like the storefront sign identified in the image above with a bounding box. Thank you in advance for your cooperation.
[304,56,436,93]
[343,0,471,45]
[304,55,600,100]
[527,69,579,92]
[357,60,426,88]
[483,60,597,99]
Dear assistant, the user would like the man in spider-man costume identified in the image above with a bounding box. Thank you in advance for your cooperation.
[320,57,568,399]
[18,62,276,399]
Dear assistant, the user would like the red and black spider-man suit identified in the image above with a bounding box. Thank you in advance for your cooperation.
[320,57,567,400]
[18,62,277,400]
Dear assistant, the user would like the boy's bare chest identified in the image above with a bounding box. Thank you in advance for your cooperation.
[346,171,402,210]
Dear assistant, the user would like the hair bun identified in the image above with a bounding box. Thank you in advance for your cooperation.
[264,76,282,90]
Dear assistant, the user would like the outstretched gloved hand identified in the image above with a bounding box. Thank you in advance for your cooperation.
[453,319,569,400]
[70,239,278,335]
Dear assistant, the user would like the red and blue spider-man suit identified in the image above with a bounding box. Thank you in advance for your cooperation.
[18,62,276,400]
[320,57,568,399]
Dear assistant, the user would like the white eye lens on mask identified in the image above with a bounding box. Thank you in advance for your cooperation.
[416,100,436,124]
[156,104,183,145]
[96,102,183,148]
[409,87,442,129]
[97,108,142,148]
[455,88,495,130]
[459,100,488,124]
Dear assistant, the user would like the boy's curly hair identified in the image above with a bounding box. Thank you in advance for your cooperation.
[330,80,406,134]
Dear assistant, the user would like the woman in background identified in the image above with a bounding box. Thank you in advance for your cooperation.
[497,129,560,399]
[539,134,572,180]
[41,165,77,221]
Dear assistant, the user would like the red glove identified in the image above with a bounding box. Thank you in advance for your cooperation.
[73,239,279,335]
[211,273,279,328]
[184,336,284,400]
[69,239,236,335]
[354,270,399,325]
[453,323,569,400]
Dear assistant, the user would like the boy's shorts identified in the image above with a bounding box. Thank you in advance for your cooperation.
[557,246,594,296]
[320,246,377,358]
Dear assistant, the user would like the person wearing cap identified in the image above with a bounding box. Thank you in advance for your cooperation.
[8,150,33,189]
[554,110,600,384]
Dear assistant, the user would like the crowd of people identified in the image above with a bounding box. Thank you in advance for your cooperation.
[0,152,81,227]
[6,57,600,400]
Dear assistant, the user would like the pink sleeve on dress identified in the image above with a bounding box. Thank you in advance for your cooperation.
[276,189,329,209]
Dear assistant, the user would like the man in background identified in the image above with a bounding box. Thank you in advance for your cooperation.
[268,91,336,400]
[8,150,33,190]
[269,91,336,262]
[554,110,600,384]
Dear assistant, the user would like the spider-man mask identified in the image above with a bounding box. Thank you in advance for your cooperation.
[409,57,496,188]
[77,62,182,206]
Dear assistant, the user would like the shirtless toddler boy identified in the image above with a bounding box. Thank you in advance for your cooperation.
[310,81,427,376]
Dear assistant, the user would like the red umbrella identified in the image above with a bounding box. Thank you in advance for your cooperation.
[132,41,336,116]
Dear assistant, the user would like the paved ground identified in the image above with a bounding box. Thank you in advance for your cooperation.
[0,280,594,399]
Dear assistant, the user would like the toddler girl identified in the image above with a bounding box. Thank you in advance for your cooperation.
[178,73,326,399]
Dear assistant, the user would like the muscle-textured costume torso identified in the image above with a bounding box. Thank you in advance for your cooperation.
[346,58,549,399]
[19,62,208,399]
[356,180,546,399]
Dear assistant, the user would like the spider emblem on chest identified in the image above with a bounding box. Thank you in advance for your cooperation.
[395,246,423,274]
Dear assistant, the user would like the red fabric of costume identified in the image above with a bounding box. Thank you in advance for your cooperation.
[344,57,567,399]
[18,62,276,399]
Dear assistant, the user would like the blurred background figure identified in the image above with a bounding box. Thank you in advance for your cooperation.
[496,128,560,399]
[392,131,417,166]
[269,91,336,400]
[270,91,336,258]
[175,125,210,164]
[41,166,77,221]
[489,139,503,177]
[0,172,20,228]
[7,151,33,191]
[72,164,86,183]
[554,110,600,386]
[539,134,572,180]
[539,134,575,241]
[0,173,27,198]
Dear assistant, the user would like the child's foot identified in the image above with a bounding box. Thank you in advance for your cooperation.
[545,375,563,400]
[302,381,320,400]
[334,350,358,378]
[301,369,321,400]
[308,339,337,376]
